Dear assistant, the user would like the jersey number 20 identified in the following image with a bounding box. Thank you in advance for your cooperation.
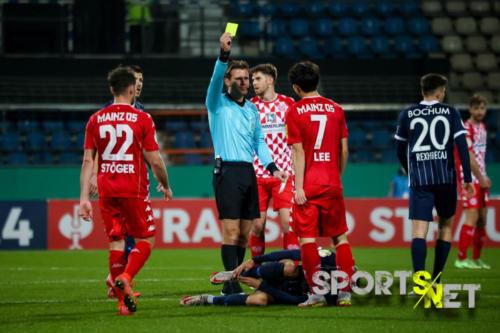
[410,116,450,152]
[99,124,134,161]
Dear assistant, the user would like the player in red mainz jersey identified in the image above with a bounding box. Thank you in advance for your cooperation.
[455,94,492,270]
[249,63,299,257]
[285,61,355,307]
[79,67,172,315]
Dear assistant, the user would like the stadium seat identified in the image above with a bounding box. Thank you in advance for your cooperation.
[348,128,365,148]
[475,53,498,72]
[323,37,345,57]
[338,17,358,36]
[491,35,500,53]
[174,131,196,148]
[375,1,395,16]
[371,129,393,148]
[8,152,29,165]
[347,36,368,57]
[289,19,309,38]
[185,154,204,165]
[42,120,64,132]
[450,53,474,72]
[165,120,188,133]
[0,132,21,151]
[479,17,500,35]
[449,72,462,89]
[394,36,414,55]
[75,131,85,149]
[355,149,373,162]
[422,0,442,16]
[418,35,440,53]
[445,1,467,16]
[267,20,286,39]
[199,131,213,148]
[381,149,398,163]
[279,1,300,17]
[462,72,484,90]
[314,18,333,37]
[231,2,255,17]
[351,1,370,17]
[400,1,419,16]
[25,132,46,151]
[441,35,464,53]
[304,1,324,17]
[59,152,80,165]
[300,37,324,59]
[408,17,430,35]
[1,121,15,133]
[191,121,209,132]
[328,2,348,17]
[371,35,391,56]
[240,21,260,38]
[67,120,86,133]
[465,35,488,53]
[447,90,470,104]
[469,1,491,16]
[486,72,500,90]
[431,17,453,35]
[17,120,39,133]
[50,130,72,150]
[273,37,295,57]
[360,17,381,36]
[455,17,478,35]
[258,2,276,16]
[384,17,405,35]
[31,152,54,165]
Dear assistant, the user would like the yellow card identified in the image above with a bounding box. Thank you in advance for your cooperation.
[225,22,238,37]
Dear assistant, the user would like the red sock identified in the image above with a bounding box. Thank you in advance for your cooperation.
[472,227,486,260]
[283,231,300,250]
[458,225,474,260]
[249,233,265,257]
[123,241,151,280]
[336,243,354,292]
[301,242,321,291]
[109,250,126,280]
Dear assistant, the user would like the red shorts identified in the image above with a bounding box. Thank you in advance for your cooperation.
[98,197,155,241]
[292,185,348,238]
[461,183,489,209]
[257,177,293,212]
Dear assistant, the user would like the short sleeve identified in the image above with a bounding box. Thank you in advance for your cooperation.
[285,105,301,145]
[142,114,159,151]
[452,108,467,141]
[83,117,95,150]
[394,110,408,142]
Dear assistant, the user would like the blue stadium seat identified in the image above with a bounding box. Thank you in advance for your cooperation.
[338,17,358,36]
[300,38,324,59]
[304,1,324,17]
[185,154,204,165]
[32,152,54,165]
[384,17,405,35]
[174,131,196,148]
[371,129,393,147]
[165,120,188,133]
[375,1,395,16]
[328,2,348,17]
[418,35,440,53]
[347,36,368,57]
[361,17,381,35]
[348,128,365,148]
[59,152,80,165]
[351,1,370,17]
[8,152,29,165]
[25,131,46,151]
[371,36,391,56]
[382,149,398,163]
[42,120,64,132]
[274,37,295,57]
[67,120,86,133]
[240,21,261,38]
[279,1,300,17]
[73,131,85,149]
[231,1,255,17]
[314,18,333,37]
[289,19,309,38]
[191,121,209,132]
[355,149,373,162]
[17,120,39,133]
[258,3,276,16]
[408,17,430,35]
[199,131,213,148]
[268,20,287,39]
[50,130,72,150]
[400,1,420,16]
[0,132,21,151]
[323,37,345,57]
[1,121,15,133]
[394,35,415,55]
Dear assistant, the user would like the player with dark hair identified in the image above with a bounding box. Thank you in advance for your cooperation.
[455,94,492,269]
[79,66,173,315]
[394,73,474,283]
[285,61,355,307]
[249,63,299,257]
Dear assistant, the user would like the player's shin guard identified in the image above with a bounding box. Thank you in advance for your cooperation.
[411,238,427,272]
[123,240,152,280]
[472,227,486,260]
[283,231,300,250]
[336,243,354,292]
[249,233,265,257]
[301,242,321,292]
[458,224,474,260]
[432,239,451,283]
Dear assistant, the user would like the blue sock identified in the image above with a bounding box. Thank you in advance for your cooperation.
[411,238,427,272]
[124,236,135,260]
[432,239,451,283]
[212,294,248,306]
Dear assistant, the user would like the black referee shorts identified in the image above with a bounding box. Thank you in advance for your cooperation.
[213,162,260,220]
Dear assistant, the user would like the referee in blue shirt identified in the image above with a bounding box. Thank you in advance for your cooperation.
[207,33,287,295]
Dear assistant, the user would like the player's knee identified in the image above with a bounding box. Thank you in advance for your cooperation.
[247,293,268,306]
[237,234,248,247]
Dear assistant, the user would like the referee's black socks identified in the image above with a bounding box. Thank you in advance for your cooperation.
[221,244,239,271]
[237,246,246,266]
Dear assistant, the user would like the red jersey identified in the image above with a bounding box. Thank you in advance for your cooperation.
[456,119,487,185]
[84,104,159,198]
[286,96,348,188]
[251,94,295,178]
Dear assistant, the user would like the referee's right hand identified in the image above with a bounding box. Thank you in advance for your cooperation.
[220,32,232,52]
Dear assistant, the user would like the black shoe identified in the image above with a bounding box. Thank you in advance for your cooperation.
[221,281,231,295]
[230,281,243,294]
[221,281,243,295]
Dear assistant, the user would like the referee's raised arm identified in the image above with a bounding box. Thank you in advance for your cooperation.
[205,33,231,113]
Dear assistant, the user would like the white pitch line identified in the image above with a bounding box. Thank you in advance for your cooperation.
[2,277,206,285]
[0,297,179,305]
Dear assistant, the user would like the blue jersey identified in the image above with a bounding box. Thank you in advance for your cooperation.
[395,100,467,187]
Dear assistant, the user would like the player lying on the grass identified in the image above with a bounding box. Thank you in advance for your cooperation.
[180,248,338,307]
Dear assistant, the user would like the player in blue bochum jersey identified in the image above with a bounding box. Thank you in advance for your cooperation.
[395,74,475,282]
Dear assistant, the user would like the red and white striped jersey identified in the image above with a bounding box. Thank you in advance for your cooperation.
[457,119,488,184]
[251,94,295,178]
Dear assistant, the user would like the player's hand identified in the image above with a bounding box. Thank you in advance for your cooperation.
[89,174,98,197]
[295,188,307,205]
[463,183,475,199]
[479,176,491,189]
[78,199,93,221]
[157,184,173,201]
[232,259,255,278]
[273,170,288,182]
[238,276,262,289]
[220,32,232,52]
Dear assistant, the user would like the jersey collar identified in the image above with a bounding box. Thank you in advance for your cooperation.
[420,100,439,105]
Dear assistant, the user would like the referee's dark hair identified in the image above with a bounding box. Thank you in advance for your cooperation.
[288,61,320,93]
[420,73,448,96]
[224,60,249,79]
[250,63,278,82]
[107,66,136,96]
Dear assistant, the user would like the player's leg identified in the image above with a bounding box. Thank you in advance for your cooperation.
[221,218,243,294]
[473,206,490,269]
[456,184,482,268]
[409,186,434,272]
[238,219,253,265]
[273,178,299,250]
[249,179,271,257]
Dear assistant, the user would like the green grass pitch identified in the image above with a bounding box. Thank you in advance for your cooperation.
[0,248,499,333]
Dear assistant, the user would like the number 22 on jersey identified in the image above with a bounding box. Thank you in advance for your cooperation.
[99,124,134,161]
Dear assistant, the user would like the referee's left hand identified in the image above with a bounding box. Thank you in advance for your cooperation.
[273,170,288,182]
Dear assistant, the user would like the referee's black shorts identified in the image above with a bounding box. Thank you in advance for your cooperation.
[213,161,259,220]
